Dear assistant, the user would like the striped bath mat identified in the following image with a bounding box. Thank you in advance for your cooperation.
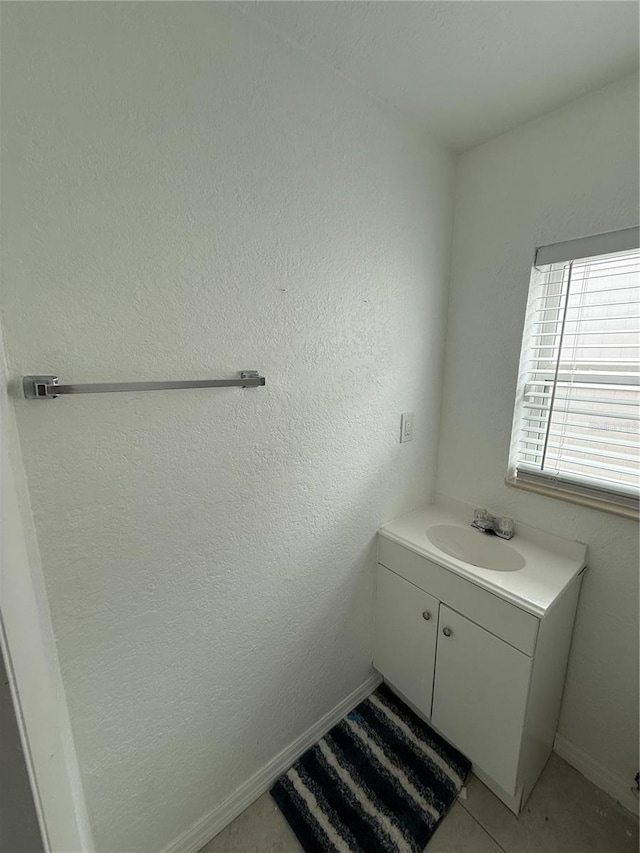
[270,684,470,852]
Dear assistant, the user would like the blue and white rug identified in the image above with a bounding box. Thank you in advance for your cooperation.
[270,684,470,852]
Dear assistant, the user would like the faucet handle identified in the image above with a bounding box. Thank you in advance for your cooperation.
[495,517,515,539]
[472,508,495,531]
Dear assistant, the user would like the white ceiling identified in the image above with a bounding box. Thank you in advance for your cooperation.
[239,1,639,151]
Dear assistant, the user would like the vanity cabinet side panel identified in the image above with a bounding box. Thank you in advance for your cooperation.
[518,572,584,804]
[373,565,439,718]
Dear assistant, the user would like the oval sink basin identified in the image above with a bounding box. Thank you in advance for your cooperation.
[426,524,526,572]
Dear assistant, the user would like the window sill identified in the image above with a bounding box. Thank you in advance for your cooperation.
[506,475,639,522]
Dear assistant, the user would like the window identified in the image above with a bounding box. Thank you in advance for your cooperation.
[508,227,640,519]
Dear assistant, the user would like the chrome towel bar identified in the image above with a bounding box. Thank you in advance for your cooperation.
[22,371,265,400]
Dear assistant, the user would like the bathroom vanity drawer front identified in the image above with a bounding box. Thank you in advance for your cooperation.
[377,536,539,656]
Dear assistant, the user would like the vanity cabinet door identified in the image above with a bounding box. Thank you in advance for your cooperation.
[431,605,532,795]
[374,565,439,717]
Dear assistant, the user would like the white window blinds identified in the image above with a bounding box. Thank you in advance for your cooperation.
[510,236,640,511]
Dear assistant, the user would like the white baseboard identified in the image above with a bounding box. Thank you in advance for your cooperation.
[161,673,382,853]
[554,734,639,817]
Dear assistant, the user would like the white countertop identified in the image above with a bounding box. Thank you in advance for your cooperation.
[378,498,587,617]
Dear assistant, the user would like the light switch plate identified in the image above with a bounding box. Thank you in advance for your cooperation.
[400,412,414,443]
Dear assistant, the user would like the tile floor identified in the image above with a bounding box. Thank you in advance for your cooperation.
[199,754,639,853]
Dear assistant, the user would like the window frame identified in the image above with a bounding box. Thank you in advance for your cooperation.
[507,229,640,521]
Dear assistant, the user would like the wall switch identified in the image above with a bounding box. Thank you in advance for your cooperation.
[400,412,414,443]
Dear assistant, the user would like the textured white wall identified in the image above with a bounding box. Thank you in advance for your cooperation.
[437,75,639,803]
[0,4,455,851]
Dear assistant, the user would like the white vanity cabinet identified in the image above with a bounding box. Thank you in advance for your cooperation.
[373,507,586,814]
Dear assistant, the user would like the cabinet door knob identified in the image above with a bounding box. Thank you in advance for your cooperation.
[422,610,431,621]
[442,626,452,637]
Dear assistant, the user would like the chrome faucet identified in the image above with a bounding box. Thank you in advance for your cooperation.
[472,508,515,540]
